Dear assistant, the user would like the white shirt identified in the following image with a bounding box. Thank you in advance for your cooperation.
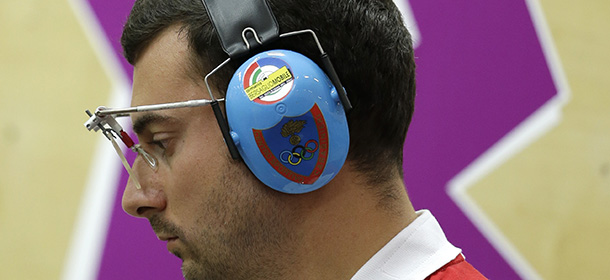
[351,210,462,280]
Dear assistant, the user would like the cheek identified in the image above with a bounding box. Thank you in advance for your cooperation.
[164,133,224,215]
[162,115,241,222]
[167,150,210,205]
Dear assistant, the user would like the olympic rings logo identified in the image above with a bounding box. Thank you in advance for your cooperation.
[279,140,319,166]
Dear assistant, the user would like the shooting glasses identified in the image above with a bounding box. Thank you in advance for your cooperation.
[83,98,223,189]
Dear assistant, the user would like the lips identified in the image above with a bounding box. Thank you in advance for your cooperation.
[156,234,179,254]
[156,234,178,242]
[150,216,182,254]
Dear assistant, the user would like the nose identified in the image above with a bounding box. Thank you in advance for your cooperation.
[122,163,166,218]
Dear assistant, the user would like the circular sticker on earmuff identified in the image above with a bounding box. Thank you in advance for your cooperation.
[243,57,294,105]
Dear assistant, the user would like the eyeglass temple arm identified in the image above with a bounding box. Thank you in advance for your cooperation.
[211,101,241,159]
[85,98,222,143]
[204,59,241,160]
[93,98,221,117]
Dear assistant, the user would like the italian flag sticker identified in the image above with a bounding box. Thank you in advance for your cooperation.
[243,57,294,104]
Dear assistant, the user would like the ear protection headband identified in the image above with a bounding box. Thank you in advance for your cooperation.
[201,0,351,194]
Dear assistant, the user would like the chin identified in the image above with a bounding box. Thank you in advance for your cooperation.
[181,259,204,280]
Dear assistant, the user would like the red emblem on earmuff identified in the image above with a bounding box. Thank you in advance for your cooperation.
[252,104,329,184]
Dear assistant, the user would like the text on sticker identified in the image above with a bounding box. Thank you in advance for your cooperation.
[245,66,293,101]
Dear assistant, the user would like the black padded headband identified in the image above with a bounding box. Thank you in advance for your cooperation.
[201,0,280,58]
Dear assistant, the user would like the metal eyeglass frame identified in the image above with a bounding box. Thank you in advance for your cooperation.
[84,98,222,189]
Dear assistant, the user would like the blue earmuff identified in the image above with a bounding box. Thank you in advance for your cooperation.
[225,50,349,194]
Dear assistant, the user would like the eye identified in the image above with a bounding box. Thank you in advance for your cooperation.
[143,133,176,160]
[149,139,168,150]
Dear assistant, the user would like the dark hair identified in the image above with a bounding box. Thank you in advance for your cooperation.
[122,0,416,187]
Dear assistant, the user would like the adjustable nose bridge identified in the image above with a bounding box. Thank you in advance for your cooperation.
[133,144,159,171]
[122,157,167,218]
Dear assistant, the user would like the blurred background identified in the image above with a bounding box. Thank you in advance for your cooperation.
[1,0,608,279]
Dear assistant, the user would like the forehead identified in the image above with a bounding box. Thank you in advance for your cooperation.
[131,25,203,107]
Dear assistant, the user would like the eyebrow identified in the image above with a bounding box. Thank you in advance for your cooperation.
[132,113,179,135]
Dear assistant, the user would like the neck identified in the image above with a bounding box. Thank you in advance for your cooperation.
[287,163,418,279]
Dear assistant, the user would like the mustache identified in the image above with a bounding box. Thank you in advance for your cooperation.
[149,215,184,239]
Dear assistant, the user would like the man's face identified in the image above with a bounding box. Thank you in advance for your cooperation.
[122,25,299,280]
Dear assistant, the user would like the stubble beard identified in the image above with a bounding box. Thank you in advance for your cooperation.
[179,161,301,280]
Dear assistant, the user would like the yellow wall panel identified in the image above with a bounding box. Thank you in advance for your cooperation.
[468,1,610,279]
[0,0,111,279]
